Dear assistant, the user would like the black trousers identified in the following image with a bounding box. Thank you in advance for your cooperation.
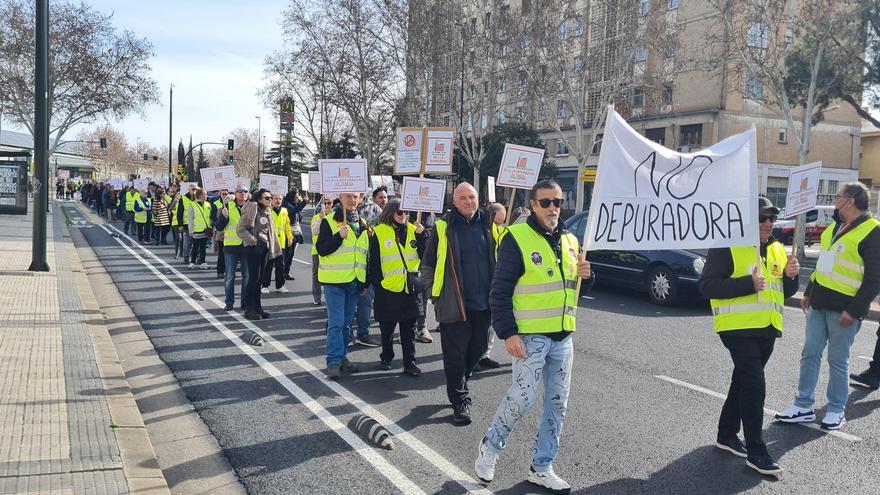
[136,222,151,242]
[261,254,285,289]
[283,243,296,278]
[718,335,776,452]
[439,309,491,406]
[869,324,880,374]
[154,225,170,244]
[380,319,416,365]
[216,241,225,275]
[244,243,268,313]
[190,237,207,264]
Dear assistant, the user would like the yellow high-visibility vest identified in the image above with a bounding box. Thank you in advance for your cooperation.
[317,216,368,284]
[190,201,212,234]
[811,218,880,297]
[311,214,323,256]
[125,191,137,212]
[374,223,419,293]
[710,244,787,332]
[272,208,292,248]
[133,196,151,224]
[223,202,243,246]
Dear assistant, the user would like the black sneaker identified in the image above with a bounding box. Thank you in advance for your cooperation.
[850,370,880,390]
[379,361,392,371]
[715,435,747,458]
[479,357,501,369]
[259,311,270,319]
[403,362,422,377]
[244,311,262,321]
[452,402,472,425]
[340,359,359,373]
[746,452,783,476]
[223,303,233,311]
[325,364,341,380]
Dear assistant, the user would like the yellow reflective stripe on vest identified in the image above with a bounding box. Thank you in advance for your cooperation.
[223,203,243,246]
[508,223,580,334]
[813,218,879,296]
[317,216,367,284]
[133,197,149,223]
[710,243,786,332]
[191,202,212,233]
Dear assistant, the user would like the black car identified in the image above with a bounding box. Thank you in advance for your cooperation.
[564,211,707,306]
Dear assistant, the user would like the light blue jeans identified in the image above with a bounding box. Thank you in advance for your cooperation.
[352,285,374,341]
[325,282,358,367]
[484,334,573,472]
[794,308,862,414]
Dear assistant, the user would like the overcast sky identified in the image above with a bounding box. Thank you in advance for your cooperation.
[4,0,286,152]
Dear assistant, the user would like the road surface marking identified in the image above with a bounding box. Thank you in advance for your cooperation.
[856,356,872,361]
[98,224,429,495]
[655,375,861,442]
[101,222,492,495]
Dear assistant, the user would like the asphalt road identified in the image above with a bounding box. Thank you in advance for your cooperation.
[64,201,880,495]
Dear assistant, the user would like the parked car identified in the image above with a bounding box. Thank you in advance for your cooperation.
[772,206,834,245]
[564,211,707,306]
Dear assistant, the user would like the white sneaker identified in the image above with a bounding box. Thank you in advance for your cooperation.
[774,404,816,423]
[188,263,195,269]
[474,437,499,484]
[260,288,270,294]
[820,411,846,430]
[200,263,209,269]
[527,466,571,494]
[277,286,289,293]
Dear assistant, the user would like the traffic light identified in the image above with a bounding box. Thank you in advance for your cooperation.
[152,155,158,161]
[143,153,148,160]
[228,155,234,164]
[99,137,107,149]
[227,139,234,151]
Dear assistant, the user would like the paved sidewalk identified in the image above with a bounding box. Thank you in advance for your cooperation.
[0,202,169,494]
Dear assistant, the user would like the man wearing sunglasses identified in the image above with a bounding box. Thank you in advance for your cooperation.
[700,196,800,476]
[475,180,591,493]
[778,182,880,429]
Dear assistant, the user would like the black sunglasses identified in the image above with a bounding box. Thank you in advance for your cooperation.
[394,210,408,216]
[759,215,777,223]
[537,198,564,208]
[261,195,272,201]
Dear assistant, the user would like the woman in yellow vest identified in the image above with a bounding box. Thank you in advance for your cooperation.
[237,188,282,321]
[261,194,294,293]
[132,189,152,243]
[777,182,880,431]
[310,196,336,305]
[699,196,800,476]
[187,188,213,269]
[366,199,426,376]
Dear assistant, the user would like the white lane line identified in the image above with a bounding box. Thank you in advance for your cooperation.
[856,356,872,361]
[102,223,492,495]
[292,257,311,265]
[654,375,862,442]
[98,224,427,495]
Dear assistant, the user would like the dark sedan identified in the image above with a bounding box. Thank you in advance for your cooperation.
[564,211,707,306]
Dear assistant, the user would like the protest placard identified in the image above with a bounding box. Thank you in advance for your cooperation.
[497,144,545,190]
[319,159,369,194]
[424,128,455,174]
[487,176,496,203]
[259,173,289,196]
[784,162,822,218]
[300,173,310,192]
[400,177,446,213]
[308,171,321,193]
[133,178,149,191]
[584,108,758,251]
[200,165,236,192]
[57,169,70,179]
[395,128,423,175]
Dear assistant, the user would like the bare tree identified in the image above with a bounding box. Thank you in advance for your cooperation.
[0,0,159,158]
[75,124,133,179]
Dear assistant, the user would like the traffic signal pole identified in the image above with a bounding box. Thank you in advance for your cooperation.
[29,0,49,272]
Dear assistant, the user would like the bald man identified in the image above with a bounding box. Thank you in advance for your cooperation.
[421,182,497,425]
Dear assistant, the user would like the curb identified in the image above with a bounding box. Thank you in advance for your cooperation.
[61,204,172,495]
[785,292,880,321]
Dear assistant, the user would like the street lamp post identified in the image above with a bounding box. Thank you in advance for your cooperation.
[29,0,49,272]
[168,84,173,181]
[255,116,261,180]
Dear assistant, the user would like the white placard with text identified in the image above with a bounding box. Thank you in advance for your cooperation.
[200,165,236,192]
[319,159,369,194]
[487,176,496,203]
[259,173,289,196]
[400,176,446,213]
[784,162,823,218]
[394,128,423,175]
[424,129,454,174]
[497,144,546,190]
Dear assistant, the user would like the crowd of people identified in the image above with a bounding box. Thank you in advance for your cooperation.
[74,176,880,493]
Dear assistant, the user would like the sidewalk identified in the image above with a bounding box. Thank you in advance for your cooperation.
[0,202,169,494]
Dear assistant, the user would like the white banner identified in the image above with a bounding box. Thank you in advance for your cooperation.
[487,176,496,203]
[784,162,822,218]
[300,173,310,192]
[424,129,454,174]
[319,159,369,194]
[132,178,149,191]
[400,177,446,213]
[259,173,289,196]
[308,171,322,193]
[585,109,758,251]
[108,179,123,190]
[497,144,546,190]
[395,128,423,175]
[200,165,236,192]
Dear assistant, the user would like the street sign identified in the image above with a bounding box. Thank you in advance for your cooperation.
[784,162,822,218]
[579,168,597,183]
[0,153,29,214]
[280,98,295,131]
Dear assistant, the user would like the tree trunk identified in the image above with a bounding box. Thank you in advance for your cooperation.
[473,165,481,204]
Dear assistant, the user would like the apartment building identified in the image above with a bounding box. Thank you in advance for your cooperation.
[407,0,862,210]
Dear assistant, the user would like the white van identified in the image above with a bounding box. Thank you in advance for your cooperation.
[773,205,835,245]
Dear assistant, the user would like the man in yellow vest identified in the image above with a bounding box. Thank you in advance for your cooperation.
[261,194,293,293]
[316,192,370,379]
[699,196,799,476]
[421,182,497,425]
[777,182,880,430]
[123,186,138,236]
[311,196,336,306]
[474,180,590,493]
[214,184,251,311]
[211,189,229,278]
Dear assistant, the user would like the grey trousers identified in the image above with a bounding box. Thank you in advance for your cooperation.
[311,253,322,304]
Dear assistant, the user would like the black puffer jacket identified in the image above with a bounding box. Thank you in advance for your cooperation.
[367,222,427,322]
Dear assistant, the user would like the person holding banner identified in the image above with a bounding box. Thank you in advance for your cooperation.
[213,185,251,312]
[310,197,335,306]
[238,188,282,321]
[211,190,229,278]
[176,184,198,264]
[699,196,800,476]
[261,194,293,293]
[123,186,138,236]
[420,182,495,425]
[133,189,152,244]
[316,192,371,379]
[367,199,426,376]
[777,182,880,430]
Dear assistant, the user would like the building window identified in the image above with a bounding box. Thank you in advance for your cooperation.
[481,115,488,128]
[641,0,650,15]
[496,111,505,125]
[634,47,646,62]
[556,139,569,156]
[668,0,678,9]
[538,103,546,119]
[766,176,788,209]
[662,85,673,105]
[574,15,584,36]
[745,74,764,99]
[574,56,583,73]
[785,28,793,46]
[559,20,568,40]
[746,22,769,49]
[557,99,566,119]
[633,90,645,108]
[482,81,489,95]
[484,12,491,30]
[665,44,676,59]
[470,17,476,34]
[520,36,529,50]
[680,124,703,147]
[500,44,508,57]
[646,127,665,145]
[559,65,566,80]
[498,78,507,92]
[592,133,604,154]
[778,127,788,144]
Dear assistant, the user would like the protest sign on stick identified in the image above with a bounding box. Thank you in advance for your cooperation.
[394,128,424,175]
[497,143,545,224]
[259,173,289,196]
[319,159,369,226]
[200,165,236,192]
[401,177,446,213]
[784,162,822,257]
